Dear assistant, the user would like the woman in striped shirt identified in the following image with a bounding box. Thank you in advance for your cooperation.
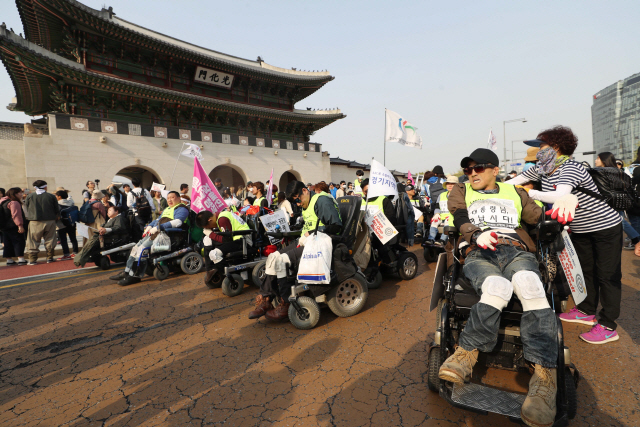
[510,126,622,345]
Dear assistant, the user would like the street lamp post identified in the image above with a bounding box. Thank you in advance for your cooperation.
[503,118,527,172]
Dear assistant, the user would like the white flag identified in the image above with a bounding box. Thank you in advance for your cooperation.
[487,129,498,151]
[384,109,423,149]
[181,143,203,160]
[367,159,398,199]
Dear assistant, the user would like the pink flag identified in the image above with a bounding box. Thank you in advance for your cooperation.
[190,157,226,214]
[408,170,415,185]
[266,168,274,203]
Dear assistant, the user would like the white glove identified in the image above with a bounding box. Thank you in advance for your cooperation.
[548,194,578,224]
[476,231,498,251]
[149,226,158,235]
[203,235,213,246]
[298,233,308,247]
[143,226,151,236]
[430,216,441,226]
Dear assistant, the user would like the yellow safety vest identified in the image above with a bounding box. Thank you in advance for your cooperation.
[367,195,386,213]
[439,192,453,226]
[253,196,266,207]
[354,178,364,195]
[302,191,338,235]
[160,203,187,220]
[464,183,522,230]
[217,211,250,241]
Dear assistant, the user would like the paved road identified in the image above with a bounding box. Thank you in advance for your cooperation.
[0,247,638,426]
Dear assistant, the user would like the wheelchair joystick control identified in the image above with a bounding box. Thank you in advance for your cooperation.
[275,224,281,231]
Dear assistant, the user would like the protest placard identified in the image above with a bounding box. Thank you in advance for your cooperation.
[151,182,165,192]
[76,223,90,239]
[557,230,587,305]
[365,209,398,245]
[259,209,291,243]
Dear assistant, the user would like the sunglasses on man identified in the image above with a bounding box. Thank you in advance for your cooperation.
[463,163,496,175]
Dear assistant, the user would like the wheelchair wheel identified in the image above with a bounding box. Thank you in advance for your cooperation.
[327,273,368,318]
[423,247,438,263]
[221,274,245,297]
[565,367,577,419]
[154,264,170,281]
[252,260,267,287]
[288,296,320,330]
[204,270,224,289]
[398,252,418,280]
[180,252,204,275]
[365,271,383,290]
[427,346,443,392]
[99,256,111,270]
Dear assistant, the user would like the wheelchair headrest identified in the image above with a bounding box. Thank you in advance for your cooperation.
[336,196,362,248]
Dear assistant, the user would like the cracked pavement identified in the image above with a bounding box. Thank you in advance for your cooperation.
[0,247,639,426]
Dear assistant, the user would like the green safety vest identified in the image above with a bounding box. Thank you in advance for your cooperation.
[302,191,339,235]
[439,191,453,226]
[464,183,522,230]
[354,178,364,195]
[217,211,250,241]
[253,196,265,207]
[534,200,544,208]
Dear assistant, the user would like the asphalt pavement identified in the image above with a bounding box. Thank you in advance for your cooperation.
[0,246,638,426]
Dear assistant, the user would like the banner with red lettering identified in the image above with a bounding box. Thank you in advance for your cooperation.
[190,158,226,214]
[365,208,398,245]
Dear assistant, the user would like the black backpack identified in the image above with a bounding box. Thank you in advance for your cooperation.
[134,189,151,215]
[0,200,14,230]
[576,167,634,211]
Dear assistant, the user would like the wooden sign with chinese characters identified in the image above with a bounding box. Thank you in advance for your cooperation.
[194,66,234,89]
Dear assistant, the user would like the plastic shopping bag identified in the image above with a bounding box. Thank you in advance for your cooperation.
[296,232,333,284]
[151,231,171,254]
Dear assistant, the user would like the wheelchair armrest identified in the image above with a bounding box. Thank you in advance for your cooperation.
[232,229,253,236]
[266,230,302,239]
[445,226,459,239]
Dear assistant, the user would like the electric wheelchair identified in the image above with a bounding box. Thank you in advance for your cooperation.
[140,211,205,281]
[272,195,369,330]
[428,213,579,425]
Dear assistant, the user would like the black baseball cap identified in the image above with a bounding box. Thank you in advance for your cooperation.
[405,184,415,191]
[460,148,500,168]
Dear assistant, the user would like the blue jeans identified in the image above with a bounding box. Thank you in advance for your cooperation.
[428,226,448,242]
[619,211,639,241]
[459,245,558,368]
[628,214,640,236]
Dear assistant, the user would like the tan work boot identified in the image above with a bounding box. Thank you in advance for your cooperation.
[438,347,479,383]
[265,297,290,321]
[521,365,557,427]
[248,295,272,319]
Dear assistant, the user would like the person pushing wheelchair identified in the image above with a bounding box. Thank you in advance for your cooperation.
[439,148,565,427]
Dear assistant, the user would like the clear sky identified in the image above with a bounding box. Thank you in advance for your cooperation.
[1,0,640,174]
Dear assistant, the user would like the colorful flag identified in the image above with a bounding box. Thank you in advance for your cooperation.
[408,170,415,185]
[181,143,204,160]
[266,168,274,204]
[384,109,423,149]
[368,159,398,199]
[190,157,226,214]
[487,129,498,152]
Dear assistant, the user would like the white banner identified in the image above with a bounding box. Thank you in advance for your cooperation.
[367,159,398,199]
[259,209,291,244]
[151,182,165,192]
[488,129,498,151]
[557,230,587,305]
[76,223,90,239]
[365,209,399,245]
[385,109,423,149]
[181,143,203,160]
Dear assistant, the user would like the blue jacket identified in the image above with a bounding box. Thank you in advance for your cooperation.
[149,205,189,231]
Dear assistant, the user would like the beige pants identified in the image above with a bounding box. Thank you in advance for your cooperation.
[26,220,57,262]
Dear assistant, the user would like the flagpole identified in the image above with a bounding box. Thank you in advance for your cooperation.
[383,109,387,167]
[168,141,186,189]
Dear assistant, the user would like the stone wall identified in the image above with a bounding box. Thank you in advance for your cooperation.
[330,164,369,186]
[17,115,330,204]
[0,125,27,189]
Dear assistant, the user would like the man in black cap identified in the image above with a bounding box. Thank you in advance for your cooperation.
[213,178,223,193]
[438,148,559,427]
[428,165,446,207]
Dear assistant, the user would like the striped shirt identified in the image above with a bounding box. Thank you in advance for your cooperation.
[520,160,620,233]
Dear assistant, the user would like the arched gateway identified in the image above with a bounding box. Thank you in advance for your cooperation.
[209,165,246,191]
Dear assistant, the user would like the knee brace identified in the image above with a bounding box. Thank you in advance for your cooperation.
[265,252,292,278]
[209,248,224,264]
[479,276,513,311]
[511,271,550,311]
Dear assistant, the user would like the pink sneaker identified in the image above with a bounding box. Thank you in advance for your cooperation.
[580,324,619,344]
[558,307,596,325]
